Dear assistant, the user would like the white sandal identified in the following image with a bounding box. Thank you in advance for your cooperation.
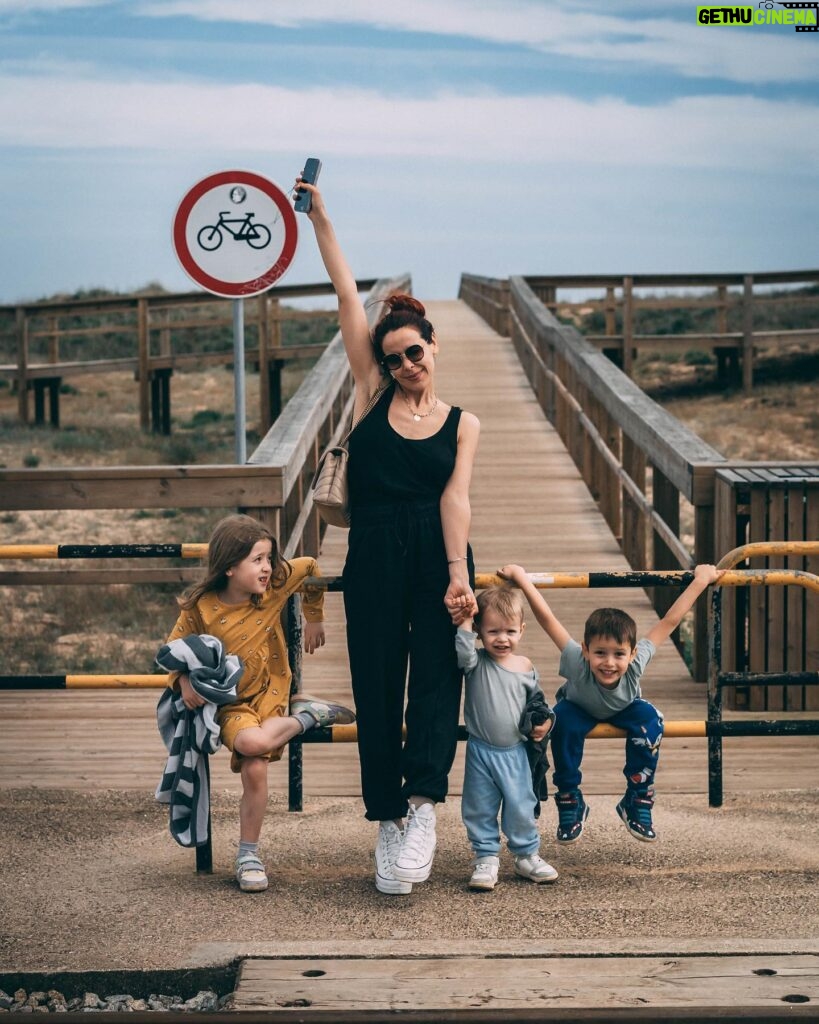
[235,853,268,893]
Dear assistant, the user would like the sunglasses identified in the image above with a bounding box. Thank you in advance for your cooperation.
[380,343,426,373]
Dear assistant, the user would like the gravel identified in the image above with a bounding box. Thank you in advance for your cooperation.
[1,787,818,975]
[0,987,228,1013]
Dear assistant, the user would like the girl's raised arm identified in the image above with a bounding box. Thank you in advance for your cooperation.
[297,179,382,400]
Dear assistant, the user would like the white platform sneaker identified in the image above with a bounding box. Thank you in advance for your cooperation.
[393,802,437,883]
[375,821,412,895]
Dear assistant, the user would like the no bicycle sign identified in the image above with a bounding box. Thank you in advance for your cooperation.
[172,170,298,298]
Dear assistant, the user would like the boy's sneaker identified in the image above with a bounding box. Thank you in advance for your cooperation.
[514,853,559,884]
[555,789,589,843]
[469,856,500,891]
[393,802,437,883]
[616,787,656,842]
[374,822,412,895]
[290,694,356,729]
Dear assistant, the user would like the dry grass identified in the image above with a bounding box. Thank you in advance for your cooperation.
[635,347,819,461]
[0,360,314,674]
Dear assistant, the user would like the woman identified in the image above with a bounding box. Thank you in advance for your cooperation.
[296,174,480,895]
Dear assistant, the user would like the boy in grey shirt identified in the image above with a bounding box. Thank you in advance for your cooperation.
[457,585,557,891]
[500,563,721,845]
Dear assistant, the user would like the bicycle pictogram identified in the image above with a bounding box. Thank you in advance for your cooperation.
[197,211,272,251]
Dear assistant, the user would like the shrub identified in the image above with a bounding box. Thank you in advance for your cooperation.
[683,350,714,366]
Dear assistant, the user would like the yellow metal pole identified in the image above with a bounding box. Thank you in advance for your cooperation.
[181,544,208,559]
[65,675,168,688]
[718,568,819,595]
[475,571,591,589]
[0,545,59,559]
[322,721,707,743]
[717,540,819,571]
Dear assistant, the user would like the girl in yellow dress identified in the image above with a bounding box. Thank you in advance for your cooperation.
[167,513,352,892]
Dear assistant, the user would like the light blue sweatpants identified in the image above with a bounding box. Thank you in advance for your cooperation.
[461,735,539,859]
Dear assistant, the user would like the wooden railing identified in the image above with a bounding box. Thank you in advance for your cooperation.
[463,270,819,392]
[0,279,377,433]
[0,273,409,585]
[3,270,815,703]
[460,273,819,690]
[509,274,723,680]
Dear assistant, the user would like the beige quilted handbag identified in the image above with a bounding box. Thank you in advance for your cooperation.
[311,384,387,528]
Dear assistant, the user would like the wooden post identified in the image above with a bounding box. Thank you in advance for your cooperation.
[137,298,150,431]
[806,490,819,711]
[694,492,717,684]
[270,361,284,423]
[33,380,46,425]
[159,310,171,358]
[499,278,511,336]
[621,276,634,377]
[602,407,622,542]
[785,481,805,711]
[748,487,767,711]
[48,378,61,428]
[714,284,732,386]
[269,298,283,428]
[742,274,754,394]
[258,294,271,432]
[716,284,728,337]
[15,307,29,424]
[651,465,680,624]
[604,286,616,338]
[155,308,172,435]
[582,385,598,502]
[621,434,647,568]
[766,488,786,710]
[48,314,59,365]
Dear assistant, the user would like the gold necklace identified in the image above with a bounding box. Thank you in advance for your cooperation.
[400,390,438,422]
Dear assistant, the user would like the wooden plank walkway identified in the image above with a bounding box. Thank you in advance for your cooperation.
[233,952,819,1015]
[0,300,816,798]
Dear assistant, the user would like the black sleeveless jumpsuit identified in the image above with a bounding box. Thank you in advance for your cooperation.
[344,383,474,822]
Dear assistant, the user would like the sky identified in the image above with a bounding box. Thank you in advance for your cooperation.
[0,0,817,304]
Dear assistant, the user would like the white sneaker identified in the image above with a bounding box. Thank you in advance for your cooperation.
[514,853,558,883]
[393,802,437,883]
[374,822,412,895]
[469,856,500,891]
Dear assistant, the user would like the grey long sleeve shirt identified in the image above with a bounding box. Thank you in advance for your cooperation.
[456,628,543,748]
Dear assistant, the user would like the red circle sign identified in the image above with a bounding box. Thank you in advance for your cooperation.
[172,170,298,297]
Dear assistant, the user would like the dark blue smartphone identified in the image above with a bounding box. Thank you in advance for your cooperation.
[294,158,322,213]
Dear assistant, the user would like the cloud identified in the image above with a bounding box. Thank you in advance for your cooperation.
[0,70,817,172]
[0,0,107,11]
[133,0,819,84]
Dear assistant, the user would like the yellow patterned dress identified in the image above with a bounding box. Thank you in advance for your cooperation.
[166,557,324,771]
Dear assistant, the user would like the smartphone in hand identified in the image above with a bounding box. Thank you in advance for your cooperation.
[294,158,322,213]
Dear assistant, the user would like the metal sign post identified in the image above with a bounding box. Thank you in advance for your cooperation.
[232,298,246,464]
[172,169,298,463]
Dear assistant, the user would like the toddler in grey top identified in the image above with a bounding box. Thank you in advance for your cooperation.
[457,583,557,892]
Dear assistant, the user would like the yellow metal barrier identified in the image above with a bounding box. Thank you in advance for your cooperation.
[717,540,819,571]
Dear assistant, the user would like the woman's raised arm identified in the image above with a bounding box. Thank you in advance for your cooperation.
[296,179,382,397]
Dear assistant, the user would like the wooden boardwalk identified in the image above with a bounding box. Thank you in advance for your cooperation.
[1,300,816,799]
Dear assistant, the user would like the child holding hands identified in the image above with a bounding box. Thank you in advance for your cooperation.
[457,585,558,891]
[164,514,353,892]
[499,563,723,844]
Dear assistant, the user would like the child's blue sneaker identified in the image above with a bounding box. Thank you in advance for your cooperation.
[555,789,589,843]
[616,787,656,842]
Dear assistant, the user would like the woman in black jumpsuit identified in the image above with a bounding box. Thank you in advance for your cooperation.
[298,175,480,895]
